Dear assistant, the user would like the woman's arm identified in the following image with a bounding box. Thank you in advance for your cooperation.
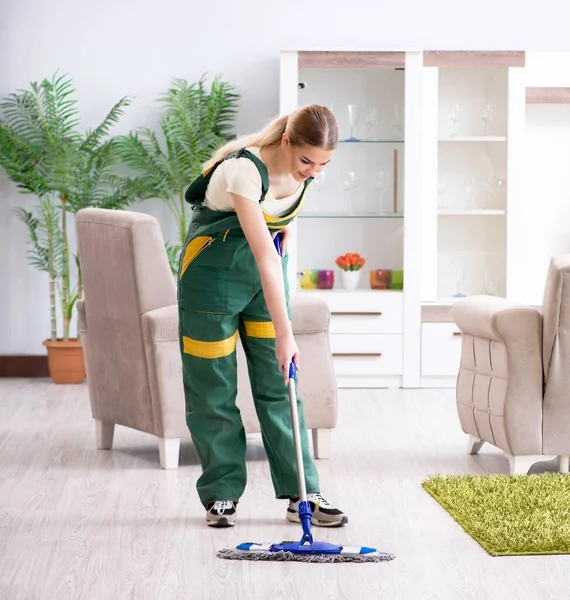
[232,193,299,380]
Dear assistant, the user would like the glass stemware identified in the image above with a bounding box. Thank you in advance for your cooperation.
[366,108,379,141]
[393,103,404,137]
[347,104,360,141]
[465,177,477,210]
[481,104,493,136]
[450,104,460,136]
[375,170,386,214]
[307,171,325,214]
[453,256,466,297]
[343,170,359,214]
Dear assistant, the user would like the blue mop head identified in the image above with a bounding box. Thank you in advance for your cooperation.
[217,541,395,563]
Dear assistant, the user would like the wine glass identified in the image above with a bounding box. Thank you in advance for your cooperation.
[375,170,386,214]
[308,171,326,214]
[453,256,466,297]
[343,170,359,214]
[393,103,404,136]
[485,176,506,209]
[347,104,360,141]
[481,104,493,136]
[465,177,477,210]
[450,104,460,136]
[312,171,326,191]
[366,108,379,140]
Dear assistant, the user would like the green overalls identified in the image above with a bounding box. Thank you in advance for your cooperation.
[177,148,320,509]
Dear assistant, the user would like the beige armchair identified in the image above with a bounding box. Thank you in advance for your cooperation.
[75,207,338,469]
[452,255,570,475]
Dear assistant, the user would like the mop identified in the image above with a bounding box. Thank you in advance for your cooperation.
[216,235,395,564]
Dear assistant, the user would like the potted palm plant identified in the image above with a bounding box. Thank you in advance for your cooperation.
[0,72,138,383]
[118,74,239,273]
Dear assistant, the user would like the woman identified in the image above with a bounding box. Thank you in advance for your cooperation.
[178,104,347,528]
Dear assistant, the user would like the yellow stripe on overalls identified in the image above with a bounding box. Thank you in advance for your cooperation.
[183,331,238,359]
[244,321,276,338]
[263,183,309,229]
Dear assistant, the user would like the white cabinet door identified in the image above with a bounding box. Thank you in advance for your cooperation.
[421,322,462,376]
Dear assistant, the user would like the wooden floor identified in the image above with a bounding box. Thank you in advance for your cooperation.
[1,381,569,600]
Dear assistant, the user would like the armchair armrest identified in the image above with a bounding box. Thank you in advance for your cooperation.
[452,295,543,456]
[141,304,187,439]
[452,295,541,343]
[290,294,330,334]
[142,305,178,341]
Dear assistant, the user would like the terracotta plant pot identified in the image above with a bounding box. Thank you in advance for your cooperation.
[43,338,86,384]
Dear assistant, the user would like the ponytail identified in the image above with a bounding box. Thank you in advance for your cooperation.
[203,114,289,170]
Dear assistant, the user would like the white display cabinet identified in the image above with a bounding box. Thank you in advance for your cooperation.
[280,50,423,388]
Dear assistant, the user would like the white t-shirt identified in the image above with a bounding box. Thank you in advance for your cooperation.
[203,146,303,218]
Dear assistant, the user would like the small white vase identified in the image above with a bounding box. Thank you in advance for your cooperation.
[340,270,361,291]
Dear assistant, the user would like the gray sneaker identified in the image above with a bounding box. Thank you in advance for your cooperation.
[286,493,348,527]
[206,500,237,528]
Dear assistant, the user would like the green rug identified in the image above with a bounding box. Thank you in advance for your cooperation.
[422,473,570,556]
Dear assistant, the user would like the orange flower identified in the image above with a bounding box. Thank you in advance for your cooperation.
[335,252,366,272]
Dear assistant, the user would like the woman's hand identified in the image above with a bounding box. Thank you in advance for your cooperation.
[275,331,300,384]
[272,225,292,256]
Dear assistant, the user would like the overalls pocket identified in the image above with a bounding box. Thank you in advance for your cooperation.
[178,234,233,314]
[179,235,215,279]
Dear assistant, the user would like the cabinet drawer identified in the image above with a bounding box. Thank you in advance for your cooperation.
[330,308,402,334]
[421,323,462,376]
[300,290,403,334]
[331,334,403,375]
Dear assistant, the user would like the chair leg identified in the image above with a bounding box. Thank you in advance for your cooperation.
[558,455,570,474]
[158,438,180,469]
[312,429,332,459]
[467,435,485,455]
[95,420,114,449]
[507,454,539,476]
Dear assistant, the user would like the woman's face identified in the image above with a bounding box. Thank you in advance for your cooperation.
[282,135,334,182]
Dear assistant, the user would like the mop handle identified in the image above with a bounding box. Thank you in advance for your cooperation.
[288,365,307,504]
[274,233,308,505]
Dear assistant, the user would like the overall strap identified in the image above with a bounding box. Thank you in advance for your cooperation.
[184,148,269,207]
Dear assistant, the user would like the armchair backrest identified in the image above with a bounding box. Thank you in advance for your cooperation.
[542,254,570,385]
[75,208,176,433]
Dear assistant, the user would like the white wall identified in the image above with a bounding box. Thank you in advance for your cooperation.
[1,0,569,353]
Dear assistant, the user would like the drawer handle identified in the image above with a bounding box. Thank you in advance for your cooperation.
[452,331,462,336]
[333,352,383,357]
[331,312,383,316]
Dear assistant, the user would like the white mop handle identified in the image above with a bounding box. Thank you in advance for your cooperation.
[288,374,307,504]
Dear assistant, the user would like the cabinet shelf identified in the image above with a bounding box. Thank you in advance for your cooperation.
[439,136,506,142]
[300,213,404,219]
[339,139,405,144]
[438,209,506,216]
[300,288,403,295]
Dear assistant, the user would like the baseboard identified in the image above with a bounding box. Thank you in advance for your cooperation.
[0,355,49,377]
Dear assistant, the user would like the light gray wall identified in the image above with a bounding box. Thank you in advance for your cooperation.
[1,0,567,353]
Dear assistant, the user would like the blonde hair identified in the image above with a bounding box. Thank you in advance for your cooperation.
[203,104,338,170]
